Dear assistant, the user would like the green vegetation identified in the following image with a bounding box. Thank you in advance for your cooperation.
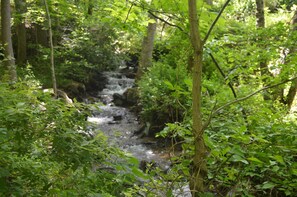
[0,78,146,196]
[1,0,297,196]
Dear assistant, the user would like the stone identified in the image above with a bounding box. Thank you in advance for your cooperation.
[63,81,86,101]
[113,93,125,106]
[113,115,122,121]
[123,88,139,106]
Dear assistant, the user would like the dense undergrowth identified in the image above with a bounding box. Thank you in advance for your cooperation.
[136,16,297,195]
[138,59,297,196]
[1,0,297,196]
[0,77,147,196]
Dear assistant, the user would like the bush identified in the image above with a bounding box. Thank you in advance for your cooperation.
[138,62,191,133]
[158,95,297,196]
[0,79,145,196]
[30,23,122,89]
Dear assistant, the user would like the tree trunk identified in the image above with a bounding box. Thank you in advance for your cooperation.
[0,5,1,43]
[255,0,271,100]
[1,0,17,82]
[285,10,297,109]
[15,0,27,66]
[287,79,297,109]
[256,0,265,28]
[136,13,157,80]
[44,0,57,97]
[188,0,207,195]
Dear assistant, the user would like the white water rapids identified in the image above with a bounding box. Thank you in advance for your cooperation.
[87,71,191,196]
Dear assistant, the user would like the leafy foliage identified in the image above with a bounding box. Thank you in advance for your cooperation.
[138,61,191,132]
[0,79,145,196]
[137,1,297,195]
[2,0,297,195]
[55,23,122,83]
[205,102,297,196]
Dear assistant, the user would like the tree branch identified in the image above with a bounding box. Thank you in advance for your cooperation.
[128,0,187,34]
[208,52,249,132]
[203,0,232,44]
[213,76,297,115]
[124,2,135,23]
[209,52,237,98]
[147,10,187,34]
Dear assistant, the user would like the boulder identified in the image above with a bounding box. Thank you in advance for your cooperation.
[63,81,86,101]
[85,71,108,96]
[123,88,139,106]
[113,93,125,106]
[113,115,122,121]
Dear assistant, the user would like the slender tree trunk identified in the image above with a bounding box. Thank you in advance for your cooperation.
[136,13,157,80]
[1,0,17,82]
[256,0,271,100]
[287,79,297,109]
[188,0,207,194]
[285,10,297,109]
[15,0,27,66]
[0,6,1,43]
[256,0,265,28]
[43,0,57,97]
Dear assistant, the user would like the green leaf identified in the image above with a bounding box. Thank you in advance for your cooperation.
[131,167,148,179]
[272,165,280,172]
[128,157,139,166]
[292,169,297,176]
[271,155,285,164]
[262,182,276,189]
[231,155,249,164]
[247,157,264,164]
[164,80,174,90]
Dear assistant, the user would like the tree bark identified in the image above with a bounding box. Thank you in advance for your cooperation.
[285,10,297,109]
[255,0,272,100]
[136,13,157,80]
[0,5,1,44]
[44,0,57,97]
[256,0,265,28]
[1,0,17,82]
[15,0,27,66]
[287,79,297,109]
[188,0,207,194]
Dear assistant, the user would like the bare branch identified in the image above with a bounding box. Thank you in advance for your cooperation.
[127,0,187,34]
[214,76,297,115]
[209,52,237,98]
[203,0,232,44]
[148,10,187,34]
[209,52,249,131]
[202,99,217,131]
[124,2,135,23]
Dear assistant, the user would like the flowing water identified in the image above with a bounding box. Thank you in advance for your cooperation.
[87,71,170,169]
[87,71,191,196]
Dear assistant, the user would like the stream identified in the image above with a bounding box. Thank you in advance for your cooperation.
[87,71,171,169]
[87,70,191,196]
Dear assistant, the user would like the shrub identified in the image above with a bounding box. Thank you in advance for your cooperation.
[0,79,144,196]
[138,62,191,133]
